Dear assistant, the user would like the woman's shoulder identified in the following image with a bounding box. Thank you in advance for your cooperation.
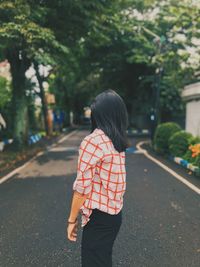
[81,128,125,158]
[79,129,105,159]
[79,128,104,151]
[84,128,120,154]
[82,128,107,144]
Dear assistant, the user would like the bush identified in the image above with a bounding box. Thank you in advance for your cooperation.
[182,149,196,164]
[153,122,181,155]
[194,155,200,168]
[183,150,200,168]
[183,143,200,168]
[190,136,200,145]
[169,131,193,157]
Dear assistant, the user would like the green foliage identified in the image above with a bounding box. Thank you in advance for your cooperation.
[183,150,200,168]
[183,149,194,163]
[153,122,182,155]
[190,136,200,145]
[1,0,200,144]
[0,1,69,62]
[193,155,200,168]
[0,76,11,108]
[183,137,200,167]
[75,0,200,122]
[168,131,193,157]
[0,0,70,146]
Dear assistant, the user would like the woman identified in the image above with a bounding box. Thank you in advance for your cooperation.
[67,89,130,267]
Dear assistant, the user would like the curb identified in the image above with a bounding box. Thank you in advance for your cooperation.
[140,141,200,178]
[0,139,13,151]
[137,141,200,195]
[28,133,44,145]
[170,156,200,177]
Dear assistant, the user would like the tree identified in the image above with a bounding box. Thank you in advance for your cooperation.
[1,0,199,142]
[46,0,125,124]
[0,1,67,148]
[0,0,121,145]
[82,0,200,125]
[141,0,200,120]
[0,76,11,109]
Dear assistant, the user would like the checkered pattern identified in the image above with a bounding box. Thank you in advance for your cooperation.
[73,128,126,227]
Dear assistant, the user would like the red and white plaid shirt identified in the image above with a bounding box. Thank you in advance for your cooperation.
[73,128,126,227]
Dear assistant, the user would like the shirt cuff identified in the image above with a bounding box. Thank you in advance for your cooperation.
[73,180,92,195]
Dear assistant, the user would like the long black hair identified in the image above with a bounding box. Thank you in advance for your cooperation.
[90,89,130,152]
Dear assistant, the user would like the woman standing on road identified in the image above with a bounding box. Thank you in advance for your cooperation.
[67,89,130,267]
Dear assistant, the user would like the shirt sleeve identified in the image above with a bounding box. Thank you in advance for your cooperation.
[73,136,104,195]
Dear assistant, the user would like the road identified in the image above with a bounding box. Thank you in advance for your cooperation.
[0,129,200,267]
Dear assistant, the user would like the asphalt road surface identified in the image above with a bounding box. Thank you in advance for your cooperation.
[0,129,200,267]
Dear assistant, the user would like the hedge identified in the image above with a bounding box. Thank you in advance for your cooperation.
[168,131,193,157]
[153,122,181,155]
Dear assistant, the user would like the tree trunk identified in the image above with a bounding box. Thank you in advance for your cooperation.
[7,50,29,149]
[34,63,50,136]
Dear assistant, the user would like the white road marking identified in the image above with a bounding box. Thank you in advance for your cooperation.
[57,130,78,144]
[133,150,145,154]
[0,129,79,185]
[49,146,78,152]
[136,141,200,195]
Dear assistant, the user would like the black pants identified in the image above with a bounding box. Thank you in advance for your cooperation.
[81,208,122,267]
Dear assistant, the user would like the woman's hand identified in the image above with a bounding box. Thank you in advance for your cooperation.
[67,220,78,242]
[67,190,89,242]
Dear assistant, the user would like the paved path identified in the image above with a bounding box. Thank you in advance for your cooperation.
[0,129,200,267]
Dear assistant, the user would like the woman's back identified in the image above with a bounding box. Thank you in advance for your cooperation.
[73,127,126,227]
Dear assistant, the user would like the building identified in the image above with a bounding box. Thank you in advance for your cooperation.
[182,82,200,136]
